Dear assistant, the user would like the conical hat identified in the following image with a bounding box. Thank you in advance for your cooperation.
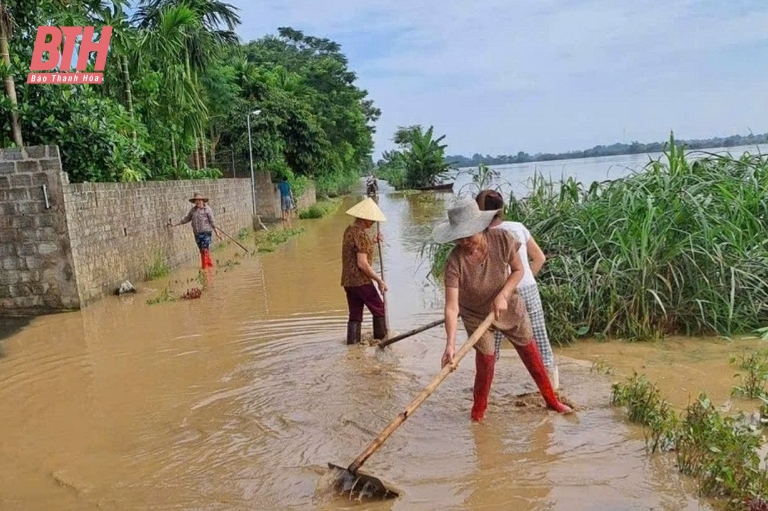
[345,197,386,222]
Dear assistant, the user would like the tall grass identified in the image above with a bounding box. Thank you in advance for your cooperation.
[425,135,768,344]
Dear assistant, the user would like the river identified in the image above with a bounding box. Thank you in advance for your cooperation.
[448,143,768,198]
[1,147,766,510]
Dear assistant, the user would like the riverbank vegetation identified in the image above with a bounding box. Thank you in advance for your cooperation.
[299,198,341,219]
[376,125,452,190]
[447,131,768,167]
[425,135,768,345]
[0,1,378,197]
[611,372,768,510]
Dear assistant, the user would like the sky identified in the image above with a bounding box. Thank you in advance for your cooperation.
[224,0,768,158]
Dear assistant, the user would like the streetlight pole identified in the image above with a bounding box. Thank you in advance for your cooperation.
[247,109,261,218]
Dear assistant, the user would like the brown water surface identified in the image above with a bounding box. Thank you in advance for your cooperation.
[1,181,755,510]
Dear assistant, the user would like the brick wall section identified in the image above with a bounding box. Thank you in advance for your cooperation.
[63,178,253,306]
[0,145,318,315]
[254,171,317,219]
[254,171,278,219]
[0,146,79,314]
[296,182,317,211]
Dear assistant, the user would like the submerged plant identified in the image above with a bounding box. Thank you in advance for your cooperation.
[730,349,768,399]
[590,357,613,375]
[146,285,176,305]
[610,373,677,453]
[611,374,768,510]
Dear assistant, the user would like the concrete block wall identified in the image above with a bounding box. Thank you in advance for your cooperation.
[0,145,319,315]
[63,178,253,306]
[254,172,318,219]
[0,146,79,314]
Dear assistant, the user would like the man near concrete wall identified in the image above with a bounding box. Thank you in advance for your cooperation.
[276,177,295,223]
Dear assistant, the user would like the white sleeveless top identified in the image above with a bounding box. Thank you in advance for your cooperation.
[492,221,537,288]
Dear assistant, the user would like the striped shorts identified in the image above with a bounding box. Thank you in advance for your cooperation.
[494,284,554,367]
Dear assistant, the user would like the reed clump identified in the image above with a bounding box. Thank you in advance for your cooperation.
[425,134,768,345]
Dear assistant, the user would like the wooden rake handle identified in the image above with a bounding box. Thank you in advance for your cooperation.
[217,228,249,253]
[376,318,445,349]
[376,222,389,332]
[348,311,496,474]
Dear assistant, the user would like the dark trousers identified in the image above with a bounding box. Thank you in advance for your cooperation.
[344,283,385,322]
[195,231,212,250]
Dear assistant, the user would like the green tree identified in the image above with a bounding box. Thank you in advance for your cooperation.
[392,125,451,189]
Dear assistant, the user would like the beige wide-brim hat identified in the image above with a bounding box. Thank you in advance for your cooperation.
[432,199,499,244]
[189,192,209,204]
[345,197,387,222]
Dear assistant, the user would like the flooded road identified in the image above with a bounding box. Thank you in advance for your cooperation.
[1,180,762,510]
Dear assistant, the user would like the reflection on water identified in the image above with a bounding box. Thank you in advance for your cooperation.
[0,177,744,511]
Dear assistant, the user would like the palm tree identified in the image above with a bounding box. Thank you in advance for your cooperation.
[134,0,240,45]
[137,5,208,168]
[134,0,240,169]
[0,2,22,147]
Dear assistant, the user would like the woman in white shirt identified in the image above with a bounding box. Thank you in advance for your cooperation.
[475,189,559,389]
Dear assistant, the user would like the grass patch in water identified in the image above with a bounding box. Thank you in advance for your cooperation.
[423,132,768,345]
[217,258,242,272]
[299,198,341,219]
[145,250,170,280]
[146,285,176,305]
[255,226,305,253]
[612,373,768,510]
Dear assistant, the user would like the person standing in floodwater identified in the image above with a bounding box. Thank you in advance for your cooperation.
[277,177,295,223]
[433,199,571,421]
[169,192,221,269]
[341,197,388,344]
[476,189,560,389]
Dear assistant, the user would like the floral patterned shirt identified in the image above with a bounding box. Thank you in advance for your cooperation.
[180,205,216,234]
[341,223,374,287]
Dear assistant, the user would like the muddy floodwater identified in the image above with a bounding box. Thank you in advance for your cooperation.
[1,180,766,511]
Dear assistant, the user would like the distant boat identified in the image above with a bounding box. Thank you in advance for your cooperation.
[416,182,454,192]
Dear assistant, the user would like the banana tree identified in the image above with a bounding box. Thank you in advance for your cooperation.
[393,125,451,189]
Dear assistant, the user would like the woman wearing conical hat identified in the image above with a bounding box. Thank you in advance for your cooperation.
[341,197,388,344]
[433,199,572,421]
[169,192,222,270]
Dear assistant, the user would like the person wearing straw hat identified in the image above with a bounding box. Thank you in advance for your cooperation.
[341,197,388,344]
[433,199,572,421]
[476,189,560,390]
[169,192,221,269]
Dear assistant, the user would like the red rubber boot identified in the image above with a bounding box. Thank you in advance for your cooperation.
[471,350,496,421]
[199,250,207,269]
[514,340,573,414]
[202,249,214,268]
